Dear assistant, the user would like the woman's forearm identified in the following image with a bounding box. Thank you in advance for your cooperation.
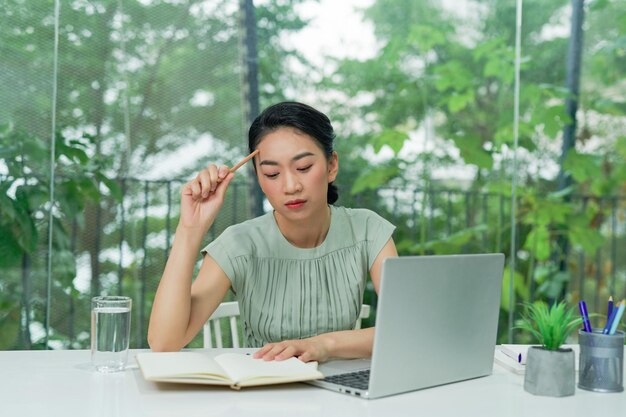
[253,326,376,363]
[318,327,375,360]
[147,226,206,351]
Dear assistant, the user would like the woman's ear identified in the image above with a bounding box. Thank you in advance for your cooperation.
[328,151,339,182]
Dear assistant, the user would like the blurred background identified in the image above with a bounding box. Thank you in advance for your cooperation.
[0,0,624,350]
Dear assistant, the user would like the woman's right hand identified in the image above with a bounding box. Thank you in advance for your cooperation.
[179,164,235,231]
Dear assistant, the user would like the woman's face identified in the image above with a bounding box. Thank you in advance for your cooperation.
[254,127,338,221]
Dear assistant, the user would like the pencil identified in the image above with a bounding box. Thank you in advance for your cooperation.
[229,149,259,173]
[216,150,259,184]
[607,296,614,320]
[603,296,615,334]
[608,300,624,335]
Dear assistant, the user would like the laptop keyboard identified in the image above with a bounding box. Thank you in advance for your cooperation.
[321,369,370,391]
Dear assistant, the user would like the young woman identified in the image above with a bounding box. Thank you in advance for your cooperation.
[147,102,397,362]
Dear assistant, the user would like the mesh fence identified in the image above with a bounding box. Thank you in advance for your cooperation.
[0,0,249,349]
[1,1,625,351]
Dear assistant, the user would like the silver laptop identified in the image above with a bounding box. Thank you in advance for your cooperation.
[307,253,504,399]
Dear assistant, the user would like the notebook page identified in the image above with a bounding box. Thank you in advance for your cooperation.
[136,352,228,381]
[215,353,320,383]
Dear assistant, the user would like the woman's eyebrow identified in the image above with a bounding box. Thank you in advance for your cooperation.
[259,151,315,166]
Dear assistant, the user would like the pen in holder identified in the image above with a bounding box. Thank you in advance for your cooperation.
[577,329,624,393]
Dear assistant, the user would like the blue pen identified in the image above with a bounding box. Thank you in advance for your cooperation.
[608,301,624,335]
[579,300,592,333]
[607,296,614,319]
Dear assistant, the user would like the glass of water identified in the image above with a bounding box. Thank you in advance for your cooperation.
[91,296,132,372]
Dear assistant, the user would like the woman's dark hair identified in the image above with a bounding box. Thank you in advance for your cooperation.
[248,101,339,204]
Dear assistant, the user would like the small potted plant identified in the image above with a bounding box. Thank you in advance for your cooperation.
[516,301,582,397]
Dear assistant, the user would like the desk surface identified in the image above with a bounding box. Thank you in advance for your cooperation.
[1,348,624,417]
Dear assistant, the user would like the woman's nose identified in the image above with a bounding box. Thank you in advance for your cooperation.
[283,172,302,193]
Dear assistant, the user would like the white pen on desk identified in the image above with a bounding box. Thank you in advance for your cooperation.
[499,345,525,364]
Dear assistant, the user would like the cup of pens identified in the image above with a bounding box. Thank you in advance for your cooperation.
[577,299,624,393]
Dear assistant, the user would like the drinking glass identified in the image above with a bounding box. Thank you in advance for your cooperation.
[91,296,132,372]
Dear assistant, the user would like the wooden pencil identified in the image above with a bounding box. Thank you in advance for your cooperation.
[229,149,259,173]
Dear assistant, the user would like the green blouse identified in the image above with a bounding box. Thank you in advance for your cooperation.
[202,205,395,347]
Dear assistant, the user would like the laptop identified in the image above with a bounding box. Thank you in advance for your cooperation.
[307,253,505,399]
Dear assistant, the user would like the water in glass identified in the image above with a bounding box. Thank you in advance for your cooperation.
[91,297,132,372]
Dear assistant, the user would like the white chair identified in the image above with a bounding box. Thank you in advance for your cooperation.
[203,302,372,348]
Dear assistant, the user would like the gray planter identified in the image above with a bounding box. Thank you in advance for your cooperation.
[524,346,575,397]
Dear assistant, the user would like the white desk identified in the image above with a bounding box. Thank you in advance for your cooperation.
[1,348,624,417]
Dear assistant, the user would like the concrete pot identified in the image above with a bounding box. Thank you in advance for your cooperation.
[524,346,575,397]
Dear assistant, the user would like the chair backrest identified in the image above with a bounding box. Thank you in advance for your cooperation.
[203,302,372,348]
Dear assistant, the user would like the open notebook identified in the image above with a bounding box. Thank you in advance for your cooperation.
[136,351,323,389]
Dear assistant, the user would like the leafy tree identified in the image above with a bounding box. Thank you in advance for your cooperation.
[0,124,118,349]
[2,0,624,349]
[322,0,626,339]
[0,0,318,349]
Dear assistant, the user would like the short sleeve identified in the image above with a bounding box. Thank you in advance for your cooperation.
[201,228,238,289]
[363,211,395,269]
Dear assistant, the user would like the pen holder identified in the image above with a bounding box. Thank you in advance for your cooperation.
[577,329,624,393]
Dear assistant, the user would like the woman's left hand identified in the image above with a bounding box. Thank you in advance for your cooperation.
[253,336,331,363]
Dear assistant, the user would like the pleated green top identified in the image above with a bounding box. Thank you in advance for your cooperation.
[202,205,395,347]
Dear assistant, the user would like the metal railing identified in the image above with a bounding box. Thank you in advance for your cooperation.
[6,178,626,349]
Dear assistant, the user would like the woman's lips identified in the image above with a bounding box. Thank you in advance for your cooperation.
[285,199,306,209]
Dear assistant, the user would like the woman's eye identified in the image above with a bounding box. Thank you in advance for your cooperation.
[264,173,279,179]
[297,165,313,172]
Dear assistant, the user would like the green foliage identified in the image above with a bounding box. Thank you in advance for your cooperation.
[327,0,626,346]
[515,301,582,350]
[350,163,401,195]
[524,225,551,261]
[1,0,626,350]
[0,311,20,350]
[535,267,571,301]
[0,0,316,349]
[515,186,606,259]
[0,124,118,348]
[450,134,493,169]
[402,225,489,254]
[501,267,529,313]
[372,130,409,155]
[564,147,626,196]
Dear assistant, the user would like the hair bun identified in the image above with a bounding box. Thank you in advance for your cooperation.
[327,183,339,204]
